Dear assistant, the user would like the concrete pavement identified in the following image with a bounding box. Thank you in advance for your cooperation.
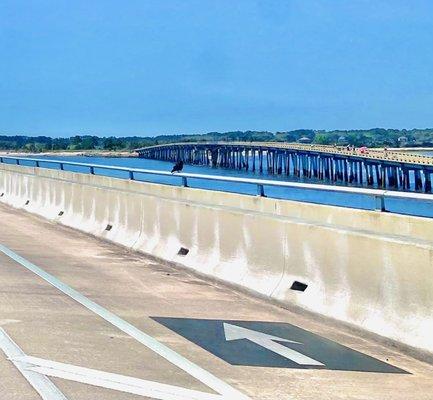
[0,202,432,400]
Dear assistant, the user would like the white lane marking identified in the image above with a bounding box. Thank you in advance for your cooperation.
[0,243,251,400]
[15,355,223,400]
[0,328,68,400]
[224,323,324,366]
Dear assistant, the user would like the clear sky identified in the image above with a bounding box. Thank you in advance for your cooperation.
[1,0,433,137]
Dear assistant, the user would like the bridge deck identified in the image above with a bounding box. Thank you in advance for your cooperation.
[0,202,432,400]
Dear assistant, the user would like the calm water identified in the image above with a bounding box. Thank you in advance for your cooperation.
[6,154,433,218]
[408,150,433,157]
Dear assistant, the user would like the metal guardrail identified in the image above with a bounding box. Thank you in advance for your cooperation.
[1,156,433,214]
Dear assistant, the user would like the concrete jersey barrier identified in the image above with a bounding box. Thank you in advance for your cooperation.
[1,163,432,355]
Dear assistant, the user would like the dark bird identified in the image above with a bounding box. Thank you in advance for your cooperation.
[171,160,184,173]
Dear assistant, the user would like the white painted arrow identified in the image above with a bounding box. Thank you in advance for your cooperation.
[223,323,324,366]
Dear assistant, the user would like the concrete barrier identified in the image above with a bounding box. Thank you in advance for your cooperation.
[1,163,432,354]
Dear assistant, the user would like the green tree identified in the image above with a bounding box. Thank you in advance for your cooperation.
[314,134,330,145]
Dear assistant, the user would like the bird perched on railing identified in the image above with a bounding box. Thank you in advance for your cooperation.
[171,160,184,173]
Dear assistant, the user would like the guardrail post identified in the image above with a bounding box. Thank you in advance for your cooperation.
[129,171,134,180]
[59,163,64,170]
[35,161,40,167]
[181,176,188,187]
[16,159,20,165]
[374,195,385,212]
[89,166,94,175]
[257,184,265,197]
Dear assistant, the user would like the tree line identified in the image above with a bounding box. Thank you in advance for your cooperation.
[0,128,432,152]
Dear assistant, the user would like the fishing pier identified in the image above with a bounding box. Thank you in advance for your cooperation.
[136,142,433,192]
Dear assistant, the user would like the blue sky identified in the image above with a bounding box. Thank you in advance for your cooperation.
[1,0,433,137]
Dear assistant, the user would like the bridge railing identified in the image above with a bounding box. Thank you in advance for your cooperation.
[1,155,432,217]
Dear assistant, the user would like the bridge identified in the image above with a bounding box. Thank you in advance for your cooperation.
[136,142,433,192]
[0,156,433,399]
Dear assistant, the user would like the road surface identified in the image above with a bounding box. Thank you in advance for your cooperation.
[0,203,432,400]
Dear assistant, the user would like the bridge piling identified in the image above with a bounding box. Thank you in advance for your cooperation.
[425,171,432,192]
[415,170,423,191]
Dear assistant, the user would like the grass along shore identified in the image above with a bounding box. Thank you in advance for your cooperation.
[0,149,138,158]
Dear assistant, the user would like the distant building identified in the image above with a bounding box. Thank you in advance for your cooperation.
[298,136,312,143]
[338,136,348,145]
[398,136,408,147]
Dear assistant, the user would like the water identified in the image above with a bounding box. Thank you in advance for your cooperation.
[407,150,433,157]
[4,154,433,218]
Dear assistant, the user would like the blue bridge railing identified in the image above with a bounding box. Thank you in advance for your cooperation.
[0,155,432,217]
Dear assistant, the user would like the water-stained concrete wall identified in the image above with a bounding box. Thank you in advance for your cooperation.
[1,163,432,354]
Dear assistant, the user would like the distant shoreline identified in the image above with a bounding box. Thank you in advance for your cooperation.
[0,150,138,158]
[0,146,432,158]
